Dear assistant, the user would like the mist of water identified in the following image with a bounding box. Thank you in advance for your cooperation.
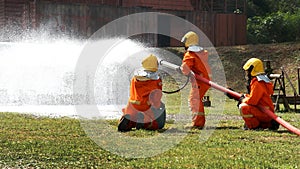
[0,37,153,118]
[0,40,81,105]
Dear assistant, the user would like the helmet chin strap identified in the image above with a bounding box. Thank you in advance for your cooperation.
[245,65,254,94]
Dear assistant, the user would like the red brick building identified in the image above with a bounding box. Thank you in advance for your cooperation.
[0,0,247,46]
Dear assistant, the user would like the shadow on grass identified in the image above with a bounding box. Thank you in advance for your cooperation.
[158,128,188,133]
[273,130,293,134]
[215,126,241,130]
[159,126,242,133]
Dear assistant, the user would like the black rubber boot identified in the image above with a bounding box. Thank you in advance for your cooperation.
[118,114,131,132]
[155,109,166,129]
[152,102,166,129]
[269,119,280,130]
[136,112,144,130]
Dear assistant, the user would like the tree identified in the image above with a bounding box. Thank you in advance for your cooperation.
[247,0,300,44]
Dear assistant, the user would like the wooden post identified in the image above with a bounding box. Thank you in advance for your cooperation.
[0,0,4,29]
[29,0,36,29]
[298,67,300,95]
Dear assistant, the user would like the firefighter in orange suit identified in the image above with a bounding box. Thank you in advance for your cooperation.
[238,58,279,130]
[179,31,211,128]
[118,54,166,132]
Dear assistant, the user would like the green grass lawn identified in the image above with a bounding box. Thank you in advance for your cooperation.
[0,100,299,168]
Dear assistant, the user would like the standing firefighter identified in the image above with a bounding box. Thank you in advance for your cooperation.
[179,31,211,129]
[238,58,279,130]
[118,54,166,132]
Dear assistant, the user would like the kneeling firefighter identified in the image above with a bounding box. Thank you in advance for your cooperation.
[237,58,279,130]
[118,54,166,132]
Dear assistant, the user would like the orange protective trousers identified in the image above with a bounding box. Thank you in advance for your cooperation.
[239,104,273,129]
[181,50,211,127]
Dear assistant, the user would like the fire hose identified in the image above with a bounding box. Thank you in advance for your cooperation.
[159,60,300,136]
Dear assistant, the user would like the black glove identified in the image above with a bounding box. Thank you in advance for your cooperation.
[237,94,245,108]
[224,87,236,100]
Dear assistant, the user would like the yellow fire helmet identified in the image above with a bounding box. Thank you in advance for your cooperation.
[181,31,199,47]
[142,54,158,72]
[243,58,265,76]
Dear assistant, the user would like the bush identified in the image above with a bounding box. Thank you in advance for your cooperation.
[247,10,300,44]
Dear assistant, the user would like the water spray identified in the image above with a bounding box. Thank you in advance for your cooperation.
[159,60,300,136]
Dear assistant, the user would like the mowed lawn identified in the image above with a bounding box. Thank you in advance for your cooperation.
[0,100,299,168]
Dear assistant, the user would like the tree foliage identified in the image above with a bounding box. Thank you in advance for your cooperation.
[247,0,300,44]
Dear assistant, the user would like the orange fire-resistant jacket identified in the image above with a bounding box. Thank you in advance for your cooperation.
[181,50,211,85]
[243,77,274,111]
[122,76,162,127]
[181,50,211,98]
[128,76,162,110]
